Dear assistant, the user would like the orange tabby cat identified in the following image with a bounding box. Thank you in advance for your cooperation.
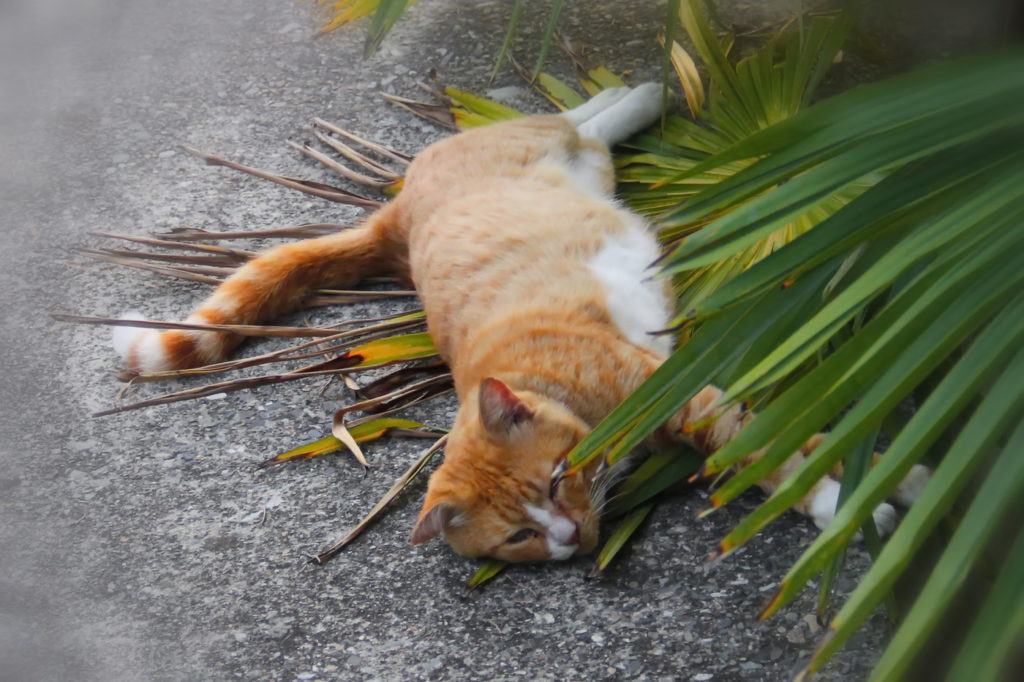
[113,84,929,562]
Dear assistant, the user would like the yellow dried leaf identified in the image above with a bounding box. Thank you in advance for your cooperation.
[534,73,586,110]
[444,87,524,122]
[332,331,438,370]
[670,40,705,118]
[586,66,628,90]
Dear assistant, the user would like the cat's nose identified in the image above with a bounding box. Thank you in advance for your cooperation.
[552,501,582,545]
[567,520,580,546]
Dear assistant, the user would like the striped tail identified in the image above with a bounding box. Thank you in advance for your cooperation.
[113,207,403,373]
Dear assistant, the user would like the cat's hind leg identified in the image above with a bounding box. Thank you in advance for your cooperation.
[561,86,633,127]
[578,82,662,147]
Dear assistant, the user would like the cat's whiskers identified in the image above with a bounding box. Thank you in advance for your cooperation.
[585,461,630,519]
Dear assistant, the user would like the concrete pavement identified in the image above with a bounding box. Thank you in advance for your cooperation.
[1,1,885,680]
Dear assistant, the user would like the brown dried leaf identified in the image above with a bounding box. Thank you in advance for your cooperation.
[91,231,257,260]
[154,223,349,242]
[380,93,457,131]
[312,118,413,164]
[182,146,382,208]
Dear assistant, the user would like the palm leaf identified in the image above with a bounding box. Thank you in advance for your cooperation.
[589,503,655,579]
[530,0,566,81]
[603,446,702,518]
[942,522,1024,682]
[489,0,524,81]
[311,434,448,564]
[800,339,1024,676]
[619,0,855,316]
[328,331,438,369]
[316,0,418,48]
[583,46,1024,677]
[862,415,1024,682]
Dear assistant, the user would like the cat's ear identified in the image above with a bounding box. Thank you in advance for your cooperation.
[410,502,458,545]
[479,377,534,435]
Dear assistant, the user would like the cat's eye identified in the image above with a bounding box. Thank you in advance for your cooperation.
[506,528,540,544]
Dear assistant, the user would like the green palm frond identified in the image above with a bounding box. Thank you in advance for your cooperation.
[620,0,858,319]
[317,0,417,53]
[568,49,1024,678]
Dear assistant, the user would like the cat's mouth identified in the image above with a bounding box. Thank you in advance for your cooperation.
[546,521,585,561]
[544,461,605,557]
[561,507,600,556]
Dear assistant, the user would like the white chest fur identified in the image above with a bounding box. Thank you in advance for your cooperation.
[587,217,673,356]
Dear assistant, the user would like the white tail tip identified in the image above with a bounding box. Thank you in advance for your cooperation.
[112,312,148,359]
[112,312,168,373]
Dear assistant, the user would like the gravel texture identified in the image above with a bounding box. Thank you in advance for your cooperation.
[0,1,892,680]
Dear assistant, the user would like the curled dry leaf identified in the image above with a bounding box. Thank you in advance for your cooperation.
[669,39,705,118]
[332,418,370,469]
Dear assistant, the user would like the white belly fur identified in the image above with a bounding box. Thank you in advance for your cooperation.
[587,215,673,356]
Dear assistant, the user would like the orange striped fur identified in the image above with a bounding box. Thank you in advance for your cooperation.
[116,85,928,561]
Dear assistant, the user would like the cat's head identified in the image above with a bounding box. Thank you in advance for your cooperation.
[410,377,601,562]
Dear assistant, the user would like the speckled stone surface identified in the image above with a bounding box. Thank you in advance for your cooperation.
[0,1,888,680]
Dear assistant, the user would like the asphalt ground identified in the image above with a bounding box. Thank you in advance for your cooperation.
[1,1,893,680]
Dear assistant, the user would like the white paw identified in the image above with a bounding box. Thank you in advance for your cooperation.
[849,504,897,541]
[562,86,632,126]
[870,502,897,537]
[810,478,841,531]
[578,84,664,146]
[611,83,663,129]
[810,479,897,539]
[892,464,931,507]
[629,82,663,108]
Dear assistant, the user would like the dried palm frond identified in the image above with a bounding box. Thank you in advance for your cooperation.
[155,223,349,242]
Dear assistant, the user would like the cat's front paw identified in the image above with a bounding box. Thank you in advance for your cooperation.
[809,479,897,538]
[847,502,898,541]
[892,464,931,507]
[869,502,897,537]
[809,478,841,531]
